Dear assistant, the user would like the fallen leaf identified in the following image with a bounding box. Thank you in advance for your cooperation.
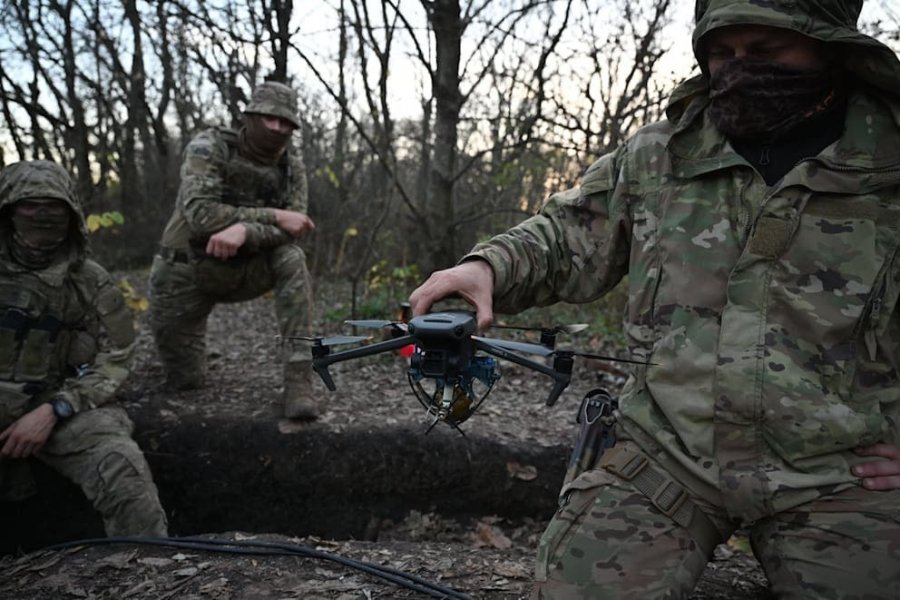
[506,462,538,481]
[471,522,512,549]
[97,550,137,569]
[137,557,174,568]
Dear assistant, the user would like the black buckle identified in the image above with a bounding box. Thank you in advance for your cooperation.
[651,479,688,518]
[606,452,648,481]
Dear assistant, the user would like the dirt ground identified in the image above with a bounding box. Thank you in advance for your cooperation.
[0,276,771,599]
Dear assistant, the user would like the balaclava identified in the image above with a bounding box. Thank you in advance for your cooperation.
[10,199,71,269]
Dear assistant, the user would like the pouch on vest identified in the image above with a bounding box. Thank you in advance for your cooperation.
[0,308,29,379]
[0,380,33,428]
[15,314,62,382]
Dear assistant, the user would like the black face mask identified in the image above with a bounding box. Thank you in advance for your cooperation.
[708,58,838,141]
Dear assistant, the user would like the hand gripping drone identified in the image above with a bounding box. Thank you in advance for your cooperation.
[308,309,647,433]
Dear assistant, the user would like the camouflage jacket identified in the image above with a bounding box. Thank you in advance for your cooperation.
[468,86,900,523]
[159,127,309,254]
[0,161,135,426]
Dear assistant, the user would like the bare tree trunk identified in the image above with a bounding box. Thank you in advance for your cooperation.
[268,0,293,80]
[424,0,463,270]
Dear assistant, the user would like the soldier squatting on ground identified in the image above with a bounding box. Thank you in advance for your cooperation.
[149,81,319,419]
[0,161,168,537]
[411,1,900,598]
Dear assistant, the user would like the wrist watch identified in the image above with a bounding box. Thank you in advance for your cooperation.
[48,396,75,421]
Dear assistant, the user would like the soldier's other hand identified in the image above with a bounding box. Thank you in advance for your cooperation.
[206,223,247,259]
[0,404,57,459]
[409,259,495,333]
[853,443,900,490]
[274,209,315,237]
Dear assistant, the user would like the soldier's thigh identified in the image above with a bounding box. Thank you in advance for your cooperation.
[751,487,900,600]
[148,256,212,324]
[533,473,711,600]
[39,407,167,536]
[40,406,138,466]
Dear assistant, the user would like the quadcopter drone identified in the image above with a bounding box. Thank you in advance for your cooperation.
[304,308,647,434]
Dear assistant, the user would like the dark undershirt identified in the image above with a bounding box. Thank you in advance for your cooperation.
[729,98,848,186]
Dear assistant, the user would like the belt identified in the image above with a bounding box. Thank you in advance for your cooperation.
[158,247,192,264]
[601,446,723,556]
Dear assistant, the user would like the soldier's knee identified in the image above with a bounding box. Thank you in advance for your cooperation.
[270,245,308,277]
[94,449,168,537]
[96,447,151,492]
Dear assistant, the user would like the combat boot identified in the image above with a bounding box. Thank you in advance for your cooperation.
[282,360,320,419]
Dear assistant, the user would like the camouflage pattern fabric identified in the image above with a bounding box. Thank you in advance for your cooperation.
[150,126,312,389]
[464,0,900,595]
[532,445,900,599]
[244,81,301,129]
[149,244,312,389]
[0,160,167,536]
[37,407,168,536]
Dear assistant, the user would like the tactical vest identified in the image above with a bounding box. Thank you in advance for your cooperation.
[216,128,291,210]
[0,269,92,387]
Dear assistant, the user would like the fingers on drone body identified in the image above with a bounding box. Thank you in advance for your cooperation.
[409,260,495,333]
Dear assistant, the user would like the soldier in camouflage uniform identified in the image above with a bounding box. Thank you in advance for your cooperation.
[149,81,319,419]
[0,160,167,537]
[411,1,900,597]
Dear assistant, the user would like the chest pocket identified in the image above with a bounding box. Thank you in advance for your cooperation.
[0,283,72,383]
[768,196,900,391]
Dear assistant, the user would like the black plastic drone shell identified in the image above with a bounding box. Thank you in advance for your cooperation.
[406,311,477,339]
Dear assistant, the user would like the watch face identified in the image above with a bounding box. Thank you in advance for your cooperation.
[52,398,74,420]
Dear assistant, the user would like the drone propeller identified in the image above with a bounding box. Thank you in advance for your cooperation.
[491,322,588,349]
[345,319,409,333]
[473,336,653,366]
[473,336,554,356]
[492,323,589,335]
[286,334,370,346]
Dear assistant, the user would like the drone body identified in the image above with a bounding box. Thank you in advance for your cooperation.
[308,309,646,433]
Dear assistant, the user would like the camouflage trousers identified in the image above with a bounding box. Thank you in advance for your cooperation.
[1,405,168,537]
[533,442,900,599]
[148,244,313,390]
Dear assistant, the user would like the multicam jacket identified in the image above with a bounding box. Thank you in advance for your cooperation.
[0,161,134,421]
[468,0,900,524]
[159,127,309,254]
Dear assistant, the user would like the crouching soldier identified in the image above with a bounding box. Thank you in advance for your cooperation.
[0,160,168,537]
[149,80,318,419]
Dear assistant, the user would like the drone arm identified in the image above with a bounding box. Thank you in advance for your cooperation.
[473,338,572,406]
[312,335,416,390]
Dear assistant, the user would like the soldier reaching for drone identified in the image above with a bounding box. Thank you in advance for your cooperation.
[149,80,319,419]
[0,160,168,537]
[411,1,900,597]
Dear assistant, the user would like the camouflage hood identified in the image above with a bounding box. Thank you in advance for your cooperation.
[0,160,89,254]
[668,0,900,121]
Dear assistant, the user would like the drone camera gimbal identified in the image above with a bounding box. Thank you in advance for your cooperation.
[407,311,477,379]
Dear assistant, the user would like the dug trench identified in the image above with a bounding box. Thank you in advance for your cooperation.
[0,415,567,553]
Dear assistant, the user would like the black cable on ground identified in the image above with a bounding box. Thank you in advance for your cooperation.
[42,536,473,600]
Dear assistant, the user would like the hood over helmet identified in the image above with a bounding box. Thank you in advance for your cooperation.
[243,81,301,129]
[669,0,900,121]
[0,160,89,254]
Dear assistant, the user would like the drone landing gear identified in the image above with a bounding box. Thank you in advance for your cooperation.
[408,365,499,436]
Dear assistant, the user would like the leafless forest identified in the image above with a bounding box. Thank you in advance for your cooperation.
[0,0,898,289]
[0,0,690,279]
